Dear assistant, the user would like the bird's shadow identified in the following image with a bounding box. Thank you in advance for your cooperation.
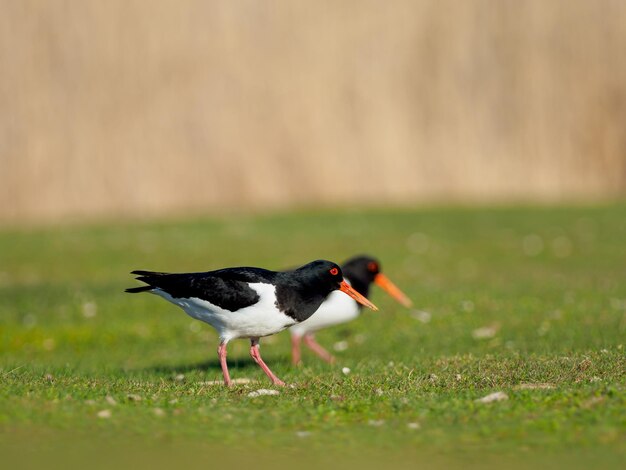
[142,356,288,375]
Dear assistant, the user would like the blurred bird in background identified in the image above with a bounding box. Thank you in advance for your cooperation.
[289,255,413,365]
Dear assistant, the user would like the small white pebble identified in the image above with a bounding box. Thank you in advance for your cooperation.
[82,301,97,318]
[333,340,349,352]
[127,394,142,402]
[341,367,351,375]
[368,419,385,427]
[455,374,462,381]
[411,310,432,323]
[472,325,498,340]
[247,389,280,398]
[407,422,421,430]
[174,374,185,382]
[97,409,112,419]
[295,431,311,438]
[105,396,117,406]
[153,408,166,416]
[516,383,555,390]
[476,391,509,403]
[201,377,251,386]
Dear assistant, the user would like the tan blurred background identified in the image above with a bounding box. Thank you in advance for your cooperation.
[1,0,625,224]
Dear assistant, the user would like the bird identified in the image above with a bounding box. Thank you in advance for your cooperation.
[126,259,378,386]
[289,255,412,365]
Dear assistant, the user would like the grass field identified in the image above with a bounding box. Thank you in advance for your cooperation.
[1,205,625,468]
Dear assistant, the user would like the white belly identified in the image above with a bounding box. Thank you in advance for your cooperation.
[290,290,360,336]
[153,282,297,342]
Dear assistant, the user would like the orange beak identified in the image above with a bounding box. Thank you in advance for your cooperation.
[339,281,378,311]
[374,273,413,307]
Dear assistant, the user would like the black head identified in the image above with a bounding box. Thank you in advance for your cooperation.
[341,255,381,298]
[341,254,413,308]
[292,259,345,295]
[277,259,377,322]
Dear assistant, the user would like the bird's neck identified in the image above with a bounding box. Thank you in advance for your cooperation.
[274,282,330,322]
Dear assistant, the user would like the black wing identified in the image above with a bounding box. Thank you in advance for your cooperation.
[126,267,276,312]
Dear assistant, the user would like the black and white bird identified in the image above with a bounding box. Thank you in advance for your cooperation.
[126,260,377,386]
[289,255,412,365]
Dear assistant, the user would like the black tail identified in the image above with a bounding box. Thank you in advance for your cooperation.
[126,269,170,293]
[131,270,168,276]
[125,285,154,294]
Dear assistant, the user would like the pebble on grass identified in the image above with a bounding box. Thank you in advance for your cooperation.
[127,394,142,402]
[515,383,555,390]
[368,420,385,427]
[472,324,499,340]
[247,389,280,398]
[341,367,351,375]
[105,396,117,406]
[97,409,112,419]
[295,431,311,438]
[476,392,509,403]
[82,301,97,318]
[411,310,432,323]
[202,378,252,386]
[407,422,421,430]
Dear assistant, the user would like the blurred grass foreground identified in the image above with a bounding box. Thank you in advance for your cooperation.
[1,1,626,223]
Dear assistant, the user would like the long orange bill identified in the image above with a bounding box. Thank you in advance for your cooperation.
[374,273,413,307]
[339,281,378,311]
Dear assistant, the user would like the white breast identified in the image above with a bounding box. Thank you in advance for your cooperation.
[289,290,360,336]
[152,282,297,342]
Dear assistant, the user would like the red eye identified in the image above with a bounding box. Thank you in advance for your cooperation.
[330,267,339,275]
[367,262,378,272]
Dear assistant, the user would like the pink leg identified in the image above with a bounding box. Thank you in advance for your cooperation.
[218,342,232,386]
[249,339,285,386]
[291,335,303,366]
[303,334,336,364]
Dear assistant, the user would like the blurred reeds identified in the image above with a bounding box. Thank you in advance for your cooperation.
[1,0,625,222]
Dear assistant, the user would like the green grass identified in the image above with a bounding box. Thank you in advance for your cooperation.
[1,205,625,468]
